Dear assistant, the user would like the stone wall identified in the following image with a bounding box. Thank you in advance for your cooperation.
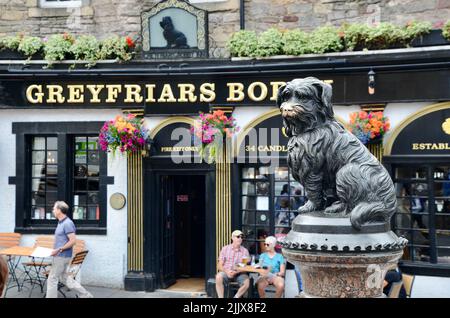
[1,0,450,55]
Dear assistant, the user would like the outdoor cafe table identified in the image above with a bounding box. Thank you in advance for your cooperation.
[0,246,35,294]
[235,265,270,276]
[0,246,49,296]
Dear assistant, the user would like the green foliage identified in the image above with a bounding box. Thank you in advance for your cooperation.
[443,20,450,41]
[70,35,100,66]
[402,21,432,44]
[98,36,133,61]
[227,21,436,57]
[341,22,406,50]
[18,36,43,58]
[1,35,23,51]
[308,26,343,54]
[282,29,309,55]
[340,23,370,51]
[254,28,284,57]
[227,30,258,57]
[44,33,74,65]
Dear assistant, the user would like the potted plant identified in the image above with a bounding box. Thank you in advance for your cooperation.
[409,21,449,47]
[190,110,239,163]
[0,34,24,59]
[99,114,150,156]
[98,36,135,62]
[348,111,390,145]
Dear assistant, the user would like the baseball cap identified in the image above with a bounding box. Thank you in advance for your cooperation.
[231,230,243,238]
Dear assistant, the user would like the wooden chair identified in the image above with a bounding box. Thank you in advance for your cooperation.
[388,281,404,298]
[45,250,90,298]
[23,237,86,295]
[402,274,415,298]
[0,233,21,250]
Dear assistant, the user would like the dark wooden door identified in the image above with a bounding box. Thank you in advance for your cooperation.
[160,175,176,288]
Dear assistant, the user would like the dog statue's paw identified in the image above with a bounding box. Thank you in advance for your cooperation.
[298,201,317,214]
[324,202,346,214]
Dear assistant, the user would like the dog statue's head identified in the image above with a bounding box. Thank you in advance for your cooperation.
[277,77,334,136]
[160,16,174,30]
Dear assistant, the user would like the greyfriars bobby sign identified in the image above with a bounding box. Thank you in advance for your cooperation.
[141,0,208,59]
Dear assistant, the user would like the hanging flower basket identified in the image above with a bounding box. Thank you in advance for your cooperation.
[99,114,150,156]
[190,110,239,163]
[348,111,390,145]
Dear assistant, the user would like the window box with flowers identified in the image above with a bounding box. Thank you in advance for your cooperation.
[0,33,136,67]
[190,110,239,163]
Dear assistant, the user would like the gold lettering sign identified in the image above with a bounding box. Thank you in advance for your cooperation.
[24,80,333,105]
[161,146,200,152]
[411,143,450,150]
[245,145,288,152]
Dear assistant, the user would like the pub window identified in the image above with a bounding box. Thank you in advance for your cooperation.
[31,136,58,221]
[72,136,100,221]
[39,0,82,8]
[13,121,111,234]
[393,164,450,265]
[241,165,306,256]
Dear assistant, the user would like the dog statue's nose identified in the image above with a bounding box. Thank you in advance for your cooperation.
[280,102,294,114]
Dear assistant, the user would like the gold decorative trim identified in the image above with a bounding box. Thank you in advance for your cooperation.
[149,116,195,139]
[233,108,348,157]
[367,143,384,163]
[215,143,231,272]
[383,102,450,156]
[360,104,386,112]
[142,0,207,52]
[127,151,144,272]
[122,108,145,117]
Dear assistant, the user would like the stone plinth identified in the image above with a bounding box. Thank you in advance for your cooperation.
[281,213,407,298]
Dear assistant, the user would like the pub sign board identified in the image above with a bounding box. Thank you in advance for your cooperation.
[390,107,450,155]
[1,69,450,114]
[141,0,208,59]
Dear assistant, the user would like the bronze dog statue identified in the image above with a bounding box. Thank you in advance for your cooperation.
[277,77,397,230]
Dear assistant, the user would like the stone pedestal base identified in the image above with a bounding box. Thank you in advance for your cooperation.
[281,213,407,298]
[284,249,402,298]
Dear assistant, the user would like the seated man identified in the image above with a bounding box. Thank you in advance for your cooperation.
[256,236,286,298]
[215,230,251,298]
[383,268,407,298]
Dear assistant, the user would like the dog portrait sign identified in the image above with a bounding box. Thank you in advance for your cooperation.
[141,0,208,59]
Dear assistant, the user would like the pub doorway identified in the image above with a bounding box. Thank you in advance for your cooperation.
[160,174,206,292]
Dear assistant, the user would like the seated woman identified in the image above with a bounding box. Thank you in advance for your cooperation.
[256,236,286,298]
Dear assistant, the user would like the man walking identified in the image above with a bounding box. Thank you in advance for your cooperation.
[46,201,93,298]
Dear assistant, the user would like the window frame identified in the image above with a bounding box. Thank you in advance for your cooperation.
[39,0,82,8]
[239,163,306,256]
[12,122,113,235]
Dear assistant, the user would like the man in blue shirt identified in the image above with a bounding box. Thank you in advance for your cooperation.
[46,201,93,298]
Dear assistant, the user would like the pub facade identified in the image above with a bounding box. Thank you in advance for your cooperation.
[1,0,450,294]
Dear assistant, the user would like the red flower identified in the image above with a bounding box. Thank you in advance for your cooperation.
[125,36,135,49]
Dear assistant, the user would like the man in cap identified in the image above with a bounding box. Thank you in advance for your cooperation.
[215,230,251,298]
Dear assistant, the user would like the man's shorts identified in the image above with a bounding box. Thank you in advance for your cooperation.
[218,271,249,286]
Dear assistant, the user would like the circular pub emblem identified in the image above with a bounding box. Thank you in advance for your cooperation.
[442,118,450,135]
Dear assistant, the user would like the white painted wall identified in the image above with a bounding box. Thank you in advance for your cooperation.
[0,109,128,288]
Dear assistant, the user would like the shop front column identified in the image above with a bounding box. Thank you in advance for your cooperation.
[215,144,232,271]
[124,150,146,290]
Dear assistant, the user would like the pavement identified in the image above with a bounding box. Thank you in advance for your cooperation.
[5,272,450,298]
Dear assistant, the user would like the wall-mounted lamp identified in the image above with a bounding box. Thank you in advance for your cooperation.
[142,137,154,157]
[368,69,376,95]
